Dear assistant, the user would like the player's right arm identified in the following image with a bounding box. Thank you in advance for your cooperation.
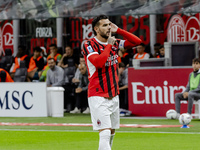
[110,22,142,49]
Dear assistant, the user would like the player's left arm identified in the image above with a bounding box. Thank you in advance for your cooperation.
[111,23,142,49]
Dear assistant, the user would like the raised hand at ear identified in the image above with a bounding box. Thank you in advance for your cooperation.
[110,22,118,33]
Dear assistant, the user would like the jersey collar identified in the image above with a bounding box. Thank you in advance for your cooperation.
[94,37,108,45]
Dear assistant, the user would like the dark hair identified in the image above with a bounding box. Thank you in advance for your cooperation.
[65,45,72,49]
[33,47,42,52]
[16,45,26,57]
[159,45,164,49]
[154,43,161,47]
[138,43,145,47]
[18,45,26,51]
[49,44,57,49]
[5,49,12,56]
[192,58,200,64]
[92,15,109,36]
[48,58,56,62]
[79,54,84,58]
[119,62,125,68]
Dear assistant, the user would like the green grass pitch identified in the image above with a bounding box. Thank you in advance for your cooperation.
[0,114,199,150]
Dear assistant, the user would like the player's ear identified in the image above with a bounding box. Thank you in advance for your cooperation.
[94,26,99,34]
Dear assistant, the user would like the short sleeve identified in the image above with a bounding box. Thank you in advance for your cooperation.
[82,41,95,56]
[116,39,125,50]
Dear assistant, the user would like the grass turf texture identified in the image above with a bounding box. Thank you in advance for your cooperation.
[0,114,199,150]
[0,131,199,150]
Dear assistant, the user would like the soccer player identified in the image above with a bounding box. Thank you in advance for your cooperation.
[82,15,142,150]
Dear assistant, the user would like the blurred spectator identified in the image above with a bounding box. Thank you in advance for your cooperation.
[153,43,161,58]
[39,67,48,82]
[10,45,30,78]
[175,58,200,118]
[157,45,165,58]
[39,44,61,81]
[13,61,27,82]
[144,44,153,58]
[47,44,62,63]
[72,54,86,85]
[133,43,150,59]
[63,53,83,112]
[57,47,64,55]
[40,46,47,64]
[0,62,13,82]
[27,47,44,81]
[118,49,130,67]
[58,46,79,68]
[118,62,128,110]
[0,49,14,72]
[46,58,64,87]
[63,67,76,112]
[70,63,89,114]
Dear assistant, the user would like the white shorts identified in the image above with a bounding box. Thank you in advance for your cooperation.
[88,95,120,131]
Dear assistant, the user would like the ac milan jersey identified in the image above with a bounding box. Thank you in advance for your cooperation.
[82,37,125,98]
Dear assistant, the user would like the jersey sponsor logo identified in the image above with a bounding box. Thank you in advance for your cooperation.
[87,45,94,53]
[105,54,118,67]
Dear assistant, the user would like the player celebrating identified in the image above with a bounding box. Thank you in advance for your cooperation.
[82,15,141,150]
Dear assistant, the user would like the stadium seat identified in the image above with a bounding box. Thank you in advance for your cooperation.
[13,61,27,82]
[192,100,200,119]
[64,66,76,83]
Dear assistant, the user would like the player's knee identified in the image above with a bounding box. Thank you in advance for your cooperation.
[175,93,181,99]
[99,129,111,137]
[188,92,195,99]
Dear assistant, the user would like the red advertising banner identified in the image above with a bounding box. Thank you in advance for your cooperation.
[69,17,93,49]
[157,13,200,45]
[69,15,150,50]
[128,67,194,117]
[167,13,200,42]
[0,20,13,55]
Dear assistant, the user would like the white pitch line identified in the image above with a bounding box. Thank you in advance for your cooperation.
[0,128,200,134]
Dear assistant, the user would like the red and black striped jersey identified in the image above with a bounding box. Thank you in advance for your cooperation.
[82,37,123,98]
[82,28,142,98]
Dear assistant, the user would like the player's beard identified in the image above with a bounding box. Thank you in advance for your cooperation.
[99,29,109,39]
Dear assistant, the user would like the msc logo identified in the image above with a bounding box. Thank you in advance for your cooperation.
[0,91,33,110]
